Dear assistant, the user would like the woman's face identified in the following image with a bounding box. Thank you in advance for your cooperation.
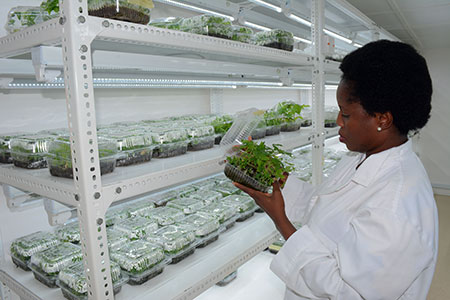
[336,80,379,154]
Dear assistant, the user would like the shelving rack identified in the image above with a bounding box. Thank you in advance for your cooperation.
[0,0,397,299]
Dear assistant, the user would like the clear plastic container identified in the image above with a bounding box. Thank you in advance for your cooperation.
[0,132,27,163]
[324,106,339,127]
[10,231,60,271]
[231,25,253,43]
[222,194,257,222]
[180,15,233,39]
[87,0,153,25]
[185,125,215,151]
[253,29,294,51]
[125,199,155,217]
[167,197,206,215]
[264,109,283,136]
[110,240,167,285]
[30,243,83,288]
[176,214,220,248]
[5,6,52,34]
[250,121,267,140]
[106,228,129,251]
[177,213,220,238]
[46,136,117,178]
[300,107,312,127]
[197,202,237,230]
[57,260,128,300]
[145,225,196,264]
[150,190,178,207]
[208,115,234,144]
[151,129,189,158]
[114,216,158,240]
[189,190,223,205]
[105,206,129,227]
[104,131,155,166]
[142,206,185,226]
[148,17,182,30]
[281,118,302,132]
[10,134,54,169]
[56,222,80,244]
[212,181,241,197]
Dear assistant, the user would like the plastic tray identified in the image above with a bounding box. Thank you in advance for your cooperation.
[110,240,167,285]
[223,163,270,193]
[145,225,196,264]
[10,231,60,271]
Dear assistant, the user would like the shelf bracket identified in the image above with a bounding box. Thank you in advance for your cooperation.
[0,78,13,89]
[31,47,61,83]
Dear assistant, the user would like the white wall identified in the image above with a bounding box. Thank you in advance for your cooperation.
[417,47,450,192]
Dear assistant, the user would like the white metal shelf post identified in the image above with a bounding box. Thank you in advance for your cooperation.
[311,0,326,185]
[59,0,113,299]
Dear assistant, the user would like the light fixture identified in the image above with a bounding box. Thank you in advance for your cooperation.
[288,14,311,27]
[323,29,352,44]
[294,36,312,44]
[243,21,270,31]
[353,42,363,48]
[248,0,282,13]
[154,0,234,21]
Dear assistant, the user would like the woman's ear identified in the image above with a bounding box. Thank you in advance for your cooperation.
[375,111,394,131]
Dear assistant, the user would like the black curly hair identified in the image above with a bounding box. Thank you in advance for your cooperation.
[339,40,432,135]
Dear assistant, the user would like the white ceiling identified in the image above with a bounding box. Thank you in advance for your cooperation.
[345,0,450,50]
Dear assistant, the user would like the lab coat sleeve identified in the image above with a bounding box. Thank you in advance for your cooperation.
[270,208,434,300]
[282,175,318,223]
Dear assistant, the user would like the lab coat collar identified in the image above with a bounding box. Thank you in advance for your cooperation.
[352,139,412,187]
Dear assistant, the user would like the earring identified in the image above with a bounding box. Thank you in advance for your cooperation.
[377,127,382,132]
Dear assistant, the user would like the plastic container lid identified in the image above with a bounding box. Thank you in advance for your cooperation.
[167,197,206,215]
[55,222,80,243]
[142,206,185,226]
[10,231,60,259]
[114,216,158,240]
[145,225,196,254]
[176,213,220,237]
[110,240,166,274]
[30,243,82,275]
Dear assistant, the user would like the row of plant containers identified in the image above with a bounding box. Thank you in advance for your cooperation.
[9,173,262,299]
[5,0,296,52]
[0,101,323,180]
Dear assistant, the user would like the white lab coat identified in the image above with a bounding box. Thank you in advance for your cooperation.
[271,140,438,300]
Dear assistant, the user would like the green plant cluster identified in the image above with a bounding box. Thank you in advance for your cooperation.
[231,25,253,42]
[263,110,283,126]
[40,0,59,15]
[276,101,309,123]
[254,29,294,45]
[227,140,294,187]
[209,115,234,134]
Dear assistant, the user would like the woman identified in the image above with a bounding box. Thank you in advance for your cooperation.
[235,40,438,299]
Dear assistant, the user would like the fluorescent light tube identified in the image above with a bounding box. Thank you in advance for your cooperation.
[248,0,282,13]
[353,42,363,48]
[294,36,312,44]
[323,29,352,44]
[243,21,270,31]
[156,0,234,21]
[288,14,311,27]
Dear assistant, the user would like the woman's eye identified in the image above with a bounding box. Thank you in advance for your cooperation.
[341,113,350,118]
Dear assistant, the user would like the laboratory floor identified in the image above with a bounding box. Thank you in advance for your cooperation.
[197,194,450,300]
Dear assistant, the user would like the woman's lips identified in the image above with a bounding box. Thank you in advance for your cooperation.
[338,131,346,143]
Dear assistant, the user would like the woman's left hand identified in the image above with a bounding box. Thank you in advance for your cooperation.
[233,180,296,240]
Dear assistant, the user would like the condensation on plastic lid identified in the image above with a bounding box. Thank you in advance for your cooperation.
[219,108,264,156]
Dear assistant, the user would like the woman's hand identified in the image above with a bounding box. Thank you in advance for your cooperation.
[233,179,296,240]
